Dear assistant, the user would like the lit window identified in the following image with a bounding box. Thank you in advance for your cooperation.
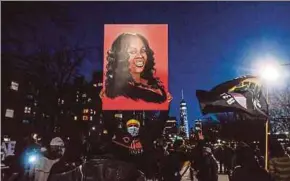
[27,95,33,99]
[74,116,78,121]
[90,116,93,121]
[90,109,94,114]
[88,98,92,102]
[23,120,30,124]
[10,81,19,91]
[98,83,103,87]
[61,99,64,104]
[94,111,96,115]
[34,101,38,106]
[76,99,79,102]
[82,93,87,98]
[24,107,31,114]
[93,84,97,87]
[115,114,122,119]
[5,109,14,118]
[83,116,88,121]
[83,109,89,114]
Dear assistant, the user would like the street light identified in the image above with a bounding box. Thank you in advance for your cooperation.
[259,62,290,170]
[259,64,280,82]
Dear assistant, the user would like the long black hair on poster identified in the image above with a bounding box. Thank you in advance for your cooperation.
[105,33,166,103]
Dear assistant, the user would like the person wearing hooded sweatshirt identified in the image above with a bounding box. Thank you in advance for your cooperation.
[231,144,271,181]
[269,142,290,181]
[196,147,218,181]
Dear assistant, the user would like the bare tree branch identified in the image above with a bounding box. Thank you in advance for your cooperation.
[270,84,290,133]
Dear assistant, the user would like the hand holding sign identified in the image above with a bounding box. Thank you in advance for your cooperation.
[129,139,143,155]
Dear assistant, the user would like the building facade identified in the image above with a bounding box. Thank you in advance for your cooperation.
[1,64,104,138]
[163,116,178,135]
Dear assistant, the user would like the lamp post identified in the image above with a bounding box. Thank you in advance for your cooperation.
[260,62,290,170]
[265,87,269,171]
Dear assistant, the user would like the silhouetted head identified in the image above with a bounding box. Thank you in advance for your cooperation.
[270,141,285,158]
[235,144,259,168]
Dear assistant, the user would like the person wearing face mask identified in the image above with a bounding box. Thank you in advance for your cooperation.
[127,119,143,155]
[112,119,143,156]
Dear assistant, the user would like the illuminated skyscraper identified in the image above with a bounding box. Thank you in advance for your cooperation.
[179,90,189,138]
[163,117,178,135]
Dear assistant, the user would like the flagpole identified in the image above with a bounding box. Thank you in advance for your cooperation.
[265,84,269,171]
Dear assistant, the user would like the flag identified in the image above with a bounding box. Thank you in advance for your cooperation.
[196,75,268,118]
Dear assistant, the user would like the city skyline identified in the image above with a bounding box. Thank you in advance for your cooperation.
[3,2,290,128]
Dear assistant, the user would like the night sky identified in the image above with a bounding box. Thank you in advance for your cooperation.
[7,2,290,127]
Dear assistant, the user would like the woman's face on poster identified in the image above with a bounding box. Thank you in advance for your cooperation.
[127,36,148,75]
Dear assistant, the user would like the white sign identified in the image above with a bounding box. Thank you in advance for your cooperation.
[1,141,16,161]
[5,109,14,118]
[220,93,236,105]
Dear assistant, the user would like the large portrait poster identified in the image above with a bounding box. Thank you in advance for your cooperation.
[102,24,169,110]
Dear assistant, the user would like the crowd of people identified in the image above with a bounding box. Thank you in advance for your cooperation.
[2,128,290,181]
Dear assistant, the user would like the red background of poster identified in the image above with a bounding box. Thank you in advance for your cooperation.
[102,24,169,110]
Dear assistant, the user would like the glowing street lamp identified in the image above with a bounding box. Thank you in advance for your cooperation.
[259,64,280,82]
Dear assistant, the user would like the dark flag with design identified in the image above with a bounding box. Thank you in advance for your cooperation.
[196,75,268,119]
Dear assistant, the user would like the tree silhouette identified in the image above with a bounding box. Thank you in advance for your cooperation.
[2,2,91,132]
[269,84,290,134]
